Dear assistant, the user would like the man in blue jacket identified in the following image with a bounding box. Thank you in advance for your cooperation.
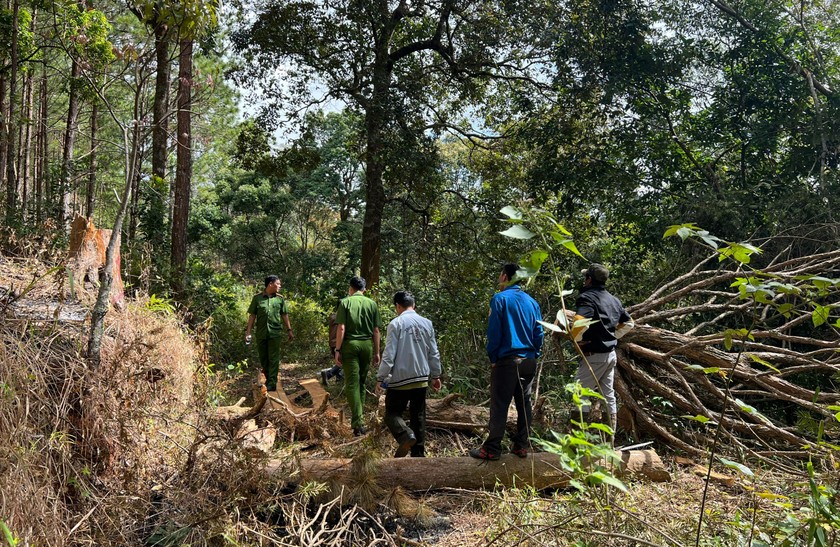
[470,264,544,461]
[376,291,442,457]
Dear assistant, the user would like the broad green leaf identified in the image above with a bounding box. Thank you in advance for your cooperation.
[569,479,586,492]
[521,250,549,272]
[776,303,794,317]
[812,305,831,327]
[663,223,700,239]
[499,225,536,240]
[537,319,563,333]
[746,353,780,373]
[554,237,585,258]
[719,457,754,477]
[588,422,614,435]
[578,386,606,401]
[697,230,721,249]
[500,206,522,219]
[588,471,629,493]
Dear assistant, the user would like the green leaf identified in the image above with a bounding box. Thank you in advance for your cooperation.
[499,225,536,240]
[719,457,754,477]
[812,304,831,327]
[587,471,628,493]
[776,303,794,318]
[555,237,585,259]
[520,250,549,272]
[682,414,713,424]
[588,422,614,435]
[537,320,563,333]
[684,364,721,374]
[552,223,573,236]
[734,398,757,414]
[663,223,700,239]
[746,353,780,373]
[569,479,586,492]
[1,520,16,546]
[500,206,522,219]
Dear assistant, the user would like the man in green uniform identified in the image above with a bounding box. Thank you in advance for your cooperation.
[334,275,382,435]
[245,275,294,392]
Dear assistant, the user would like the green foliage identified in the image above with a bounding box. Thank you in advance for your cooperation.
[145,294,175,315]
[537,383,626,494]
[1,520,18,547]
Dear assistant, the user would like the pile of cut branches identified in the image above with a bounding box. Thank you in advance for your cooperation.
[616,239,840,462]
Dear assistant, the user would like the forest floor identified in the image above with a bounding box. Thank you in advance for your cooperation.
[0,254,804,545]
[233,357,795,545]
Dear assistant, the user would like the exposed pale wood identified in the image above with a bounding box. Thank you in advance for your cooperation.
[289,449,670,491]
[214,395,267,421]
[67,216,124,309]
[236,419,276,453]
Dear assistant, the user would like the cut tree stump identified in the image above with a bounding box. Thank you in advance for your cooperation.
[67,216,124,309]
[286,449,670,491]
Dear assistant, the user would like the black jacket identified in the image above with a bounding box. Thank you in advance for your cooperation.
[575,285,631,354]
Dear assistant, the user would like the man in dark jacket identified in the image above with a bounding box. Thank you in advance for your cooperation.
[470,264,544,461]
[570,263,634,433]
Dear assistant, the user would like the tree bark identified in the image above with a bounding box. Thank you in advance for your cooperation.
[85,102,98,218]
[5,0,19,223]
[289,450,670,491]
[152,21,171,184]
[170,38,192,294]
[59,58,83,227]
[35,62,47,222]
[20,52,34,217]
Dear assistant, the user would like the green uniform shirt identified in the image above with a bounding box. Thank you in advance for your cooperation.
[336,293,382,340]
[247,293,290,340]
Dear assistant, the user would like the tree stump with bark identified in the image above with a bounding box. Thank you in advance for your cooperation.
[67,216,124,309]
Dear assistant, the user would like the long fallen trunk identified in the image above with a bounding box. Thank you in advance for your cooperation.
[283,449,670,491]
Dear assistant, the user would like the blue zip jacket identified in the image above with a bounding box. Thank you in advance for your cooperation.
[486,284,544,363]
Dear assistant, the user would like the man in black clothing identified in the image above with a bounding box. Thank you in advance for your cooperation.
[569,264,634,433]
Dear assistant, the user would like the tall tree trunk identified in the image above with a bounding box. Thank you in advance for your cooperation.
[36,62,47,223]
[170,38,192,294]
[20,61,34,218]
[0,72,6,196]
[5,0,20,223]
[360,63,390,287]
[152,21,171,183]
[59,58,83,227]
[85,101,98,218]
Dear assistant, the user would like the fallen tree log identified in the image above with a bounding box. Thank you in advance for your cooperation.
[603,236,840,460]
[285,449,670,491]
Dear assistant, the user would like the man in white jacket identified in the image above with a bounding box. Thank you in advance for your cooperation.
[375,291,442,457]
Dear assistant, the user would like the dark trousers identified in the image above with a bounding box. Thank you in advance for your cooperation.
[483,356,537,454]
[384,387,427,457]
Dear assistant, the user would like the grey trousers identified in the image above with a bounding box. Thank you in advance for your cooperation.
[575,350,617,416]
